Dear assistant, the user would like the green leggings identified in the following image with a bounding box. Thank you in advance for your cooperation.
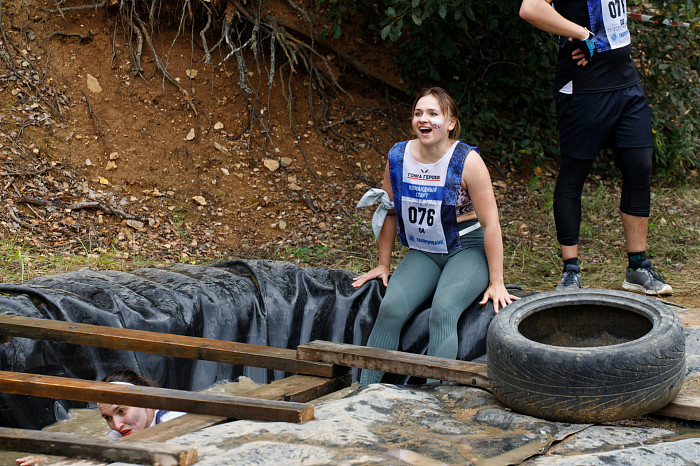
[359,220,488,385]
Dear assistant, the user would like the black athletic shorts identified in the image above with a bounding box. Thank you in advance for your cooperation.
[555,82,653,160]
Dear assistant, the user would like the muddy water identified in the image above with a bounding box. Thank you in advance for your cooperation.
[0,377,262,465]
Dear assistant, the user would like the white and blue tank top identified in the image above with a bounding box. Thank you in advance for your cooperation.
[388,140,475,254]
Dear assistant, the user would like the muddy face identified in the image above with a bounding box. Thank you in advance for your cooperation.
[98,404,155,436]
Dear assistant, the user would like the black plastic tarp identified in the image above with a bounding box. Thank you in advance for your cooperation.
[0,259,494,428]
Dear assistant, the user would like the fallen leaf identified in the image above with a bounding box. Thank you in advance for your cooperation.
[126,219,147,232]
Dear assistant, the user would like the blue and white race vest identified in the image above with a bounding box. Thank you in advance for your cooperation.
[388,140,473,254]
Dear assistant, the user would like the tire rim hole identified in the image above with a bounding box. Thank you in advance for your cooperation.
[518,304,653,347]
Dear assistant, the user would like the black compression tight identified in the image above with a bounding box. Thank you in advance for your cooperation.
[553,147,652,246]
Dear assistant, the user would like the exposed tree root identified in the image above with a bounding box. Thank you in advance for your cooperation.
[82,91,110,148]
[21,196,147,221]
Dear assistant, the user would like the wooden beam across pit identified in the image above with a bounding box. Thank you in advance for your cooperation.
[0,428,197,466]
[0,314,346,378]
[0,371,314,424]
[296,340,490,389]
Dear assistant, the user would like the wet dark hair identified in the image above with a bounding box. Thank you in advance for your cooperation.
[411,87,461,140]
[102,369,154,387]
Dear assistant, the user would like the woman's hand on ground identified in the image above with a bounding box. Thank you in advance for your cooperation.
[480,285,520,313]
[352,265,390,288]
[16,456,48,466]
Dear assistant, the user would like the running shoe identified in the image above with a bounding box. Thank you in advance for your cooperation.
[555,264,581,292]
[622,260,673,296]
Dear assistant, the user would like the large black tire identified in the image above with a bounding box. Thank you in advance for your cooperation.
[486,289,685,423]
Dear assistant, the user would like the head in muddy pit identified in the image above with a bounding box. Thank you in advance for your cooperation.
[98,369,158,437]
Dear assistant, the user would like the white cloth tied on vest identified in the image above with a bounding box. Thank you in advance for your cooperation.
[356,188,394,241]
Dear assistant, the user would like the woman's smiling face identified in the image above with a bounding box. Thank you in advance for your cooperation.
[99,404,154,436]
[412,94,454,146]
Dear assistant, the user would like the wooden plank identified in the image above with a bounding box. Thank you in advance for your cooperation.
[0,371,314,424]
[124,373,351,443]
[121,414,227,444]
[654,395,700,421]
[297,340,490,389]
[0,314,345,378]
[238,372,353,403]
[0,427,197,466]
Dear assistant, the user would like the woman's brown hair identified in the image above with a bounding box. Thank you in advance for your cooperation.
[103,369,153,387]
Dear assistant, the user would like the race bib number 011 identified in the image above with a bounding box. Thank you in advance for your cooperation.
[601,0,631,49]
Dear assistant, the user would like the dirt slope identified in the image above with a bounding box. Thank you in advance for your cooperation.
[1,0,406,263]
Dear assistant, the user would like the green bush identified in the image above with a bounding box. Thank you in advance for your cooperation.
[633,0,699,175]
[322,0,698,176]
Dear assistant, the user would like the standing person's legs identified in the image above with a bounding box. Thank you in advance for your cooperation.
[426,244,488,361]
[359,250,442,385]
